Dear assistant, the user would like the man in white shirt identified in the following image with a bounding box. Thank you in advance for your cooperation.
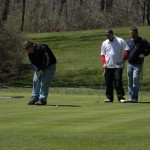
[100,30,130,103]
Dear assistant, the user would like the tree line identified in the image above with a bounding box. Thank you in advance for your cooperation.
[0,0,150,85]
[0,0,150,33]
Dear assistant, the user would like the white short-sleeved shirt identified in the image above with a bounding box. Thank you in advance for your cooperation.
[101,36,129,68]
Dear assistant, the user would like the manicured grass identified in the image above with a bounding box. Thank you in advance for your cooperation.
[1,26,149,150]
[0,89,150,150]
[12,26,150,90]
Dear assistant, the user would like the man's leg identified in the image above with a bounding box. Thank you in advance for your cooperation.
[114,68,125,101]
[28,72,41,105]
[105,68,114,102]
[31,71,41,100]
[38,64,56,104]
[132,64,142,101]
[127,63,133,100]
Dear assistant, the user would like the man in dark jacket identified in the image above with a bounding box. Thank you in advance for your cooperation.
[22,41,57,105]
[126,27,150,103]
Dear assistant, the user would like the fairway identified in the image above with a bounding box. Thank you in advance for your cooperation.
[0,89,150,150]
[12,26,149,90]
[1,2,150,148]
[1,26,150,150]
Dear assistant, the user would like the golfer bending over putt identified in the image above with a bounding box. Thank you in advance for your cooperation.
[22,41,57,105]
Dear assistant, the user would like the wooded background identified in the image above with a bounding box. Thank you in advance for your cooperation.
[0,0,150,84]
[0,0,150,32]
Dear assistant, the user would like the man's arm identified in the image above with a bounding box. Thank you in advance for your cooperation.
[122,39,130,60]
[100,43,107,69]
[39,46,50,71]
[123,50,131,61]
[28,55,40,72]
[100,55,107,70]
[100,55,106,64]
[117,40,131,65]
[31,63,39,72]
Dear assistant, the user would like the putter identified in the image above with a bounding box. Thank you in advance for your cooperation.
[139,63,144,102]
[96,70,105,103]
[0,96,24,99]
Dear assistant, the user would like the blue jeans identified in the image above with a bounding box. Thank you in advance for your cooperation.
[32,64,56,101]
[127,63,142,100]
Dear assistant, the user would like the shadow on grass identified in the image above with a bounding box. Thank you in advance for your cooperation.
[7,66,150,91]
[138,102,150,104]
[47,105,82,107]
[31,36,68,43]
[31,105,82,107]
[30,34,104,43]
[9,68,102,88]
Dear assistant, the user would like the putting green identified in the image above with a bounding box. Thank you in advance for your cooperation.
[0,89,150,150]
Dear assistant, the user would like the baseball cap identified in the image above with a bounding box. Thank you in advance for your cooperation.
[22,41,33,50]
[105,30,114,35]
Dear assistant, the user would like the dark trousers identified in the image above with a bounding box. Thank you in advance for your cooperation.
[105,68,125,101]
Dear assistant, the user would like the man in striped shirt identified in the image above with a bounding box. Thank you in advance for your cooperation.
[22,41,57,105]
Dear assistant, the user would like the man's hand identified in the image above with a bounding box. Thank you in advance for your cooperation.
[116,60,126,67]
[139,54,144,58]
[103,64,107,70]
[38,70,44,78]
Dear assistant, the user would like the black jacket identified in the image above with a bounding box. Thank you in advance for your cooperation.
[28,43,56,71]
[127,37,150,64]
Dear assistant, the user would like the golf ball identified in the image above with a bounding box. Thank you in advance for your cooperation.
[56,105,58,108]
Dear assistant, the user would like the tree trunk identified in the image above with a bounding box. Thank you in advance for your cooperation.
[126,0,129,17]
[100,0,105,11]
[146,0,150,25]
[0,22,3,32]
[58,0,67,15]
[65,0,68,27]
[80,0,83,6]
[53,0,56,11]
[2,0,10,22]
[142,1,146,25]
[106,0,113,12]
[21,0,26,31]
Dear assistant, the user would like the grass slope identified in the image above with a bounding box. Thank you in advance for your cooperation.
[0,89,150,150]
[11,26,150,90]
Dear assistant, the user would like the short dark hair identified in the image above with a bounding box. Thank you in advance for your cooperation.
[130,27,138,33]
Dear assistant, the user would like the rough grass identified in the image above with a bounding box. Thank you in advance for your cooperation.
[0,89,150,150]
[10,26,150,90]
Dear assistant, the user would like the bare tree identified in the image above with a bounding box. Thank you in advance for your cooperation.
[58,0,67,15]
[146,0,150,25]
[80,0,83,5]
[142,0,146,25]
[21,0,26,31]
[100,0,105,10]
[0,0,149,33]
[53,0,56,11]
[1,0,10,22]
[106,0,113,11]
[99,0,113,11]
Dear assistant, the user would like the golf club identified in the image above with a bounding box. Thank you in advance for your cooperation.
[96,69,105,103]
[0,96,24,99]
[139,62,144,102]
